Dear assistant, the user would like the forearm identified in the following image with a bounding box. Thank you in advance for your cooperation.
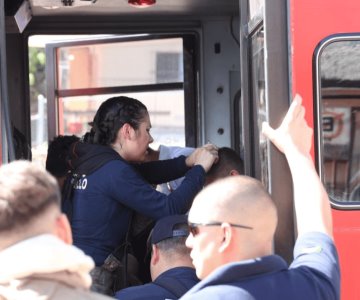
[133,156,188,184]
[284,145,333,238]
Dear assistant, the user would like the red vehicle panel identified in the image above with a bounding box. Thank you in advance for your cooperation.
[290,1,360,298]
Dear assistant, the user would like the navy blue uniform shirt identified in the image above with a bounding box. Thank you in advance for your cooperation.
[180,232,340,300]
[68,156,205,266]
[115,267,199,300]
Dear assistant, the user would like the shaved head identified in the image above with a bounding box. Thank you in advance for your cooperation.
[191,176,277,230]
[187,175,278,278]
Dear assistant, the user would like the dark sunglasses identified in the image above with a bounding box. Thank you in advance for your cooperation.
[188,221,253,236]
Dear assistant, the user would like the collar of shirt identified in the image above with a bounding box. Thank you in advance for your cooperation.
[188,255,287,292]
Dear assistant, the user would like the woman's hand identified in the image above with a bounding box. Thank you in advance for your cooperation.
[186,144,218,172]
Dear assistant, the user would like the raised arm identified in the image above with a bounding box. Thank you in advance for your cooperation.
[134,144,218,184]
[185,144,218,172]
[262,94,333,238]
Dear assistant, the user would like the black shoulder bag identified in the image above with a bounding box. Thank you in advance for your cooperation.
[91,212,142,296]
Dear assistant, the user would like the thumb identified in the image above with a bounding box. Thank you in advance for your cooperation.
[262,122,275,141]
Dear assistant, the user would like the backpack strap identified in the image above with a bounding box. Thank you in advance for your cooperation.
[111,211,135,287]
[153,276,189,299]
[61,141,122,223]
[61,172,79,224]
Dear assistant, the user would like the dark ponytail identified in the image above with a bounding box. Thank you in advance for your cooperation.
[86,96,148,146]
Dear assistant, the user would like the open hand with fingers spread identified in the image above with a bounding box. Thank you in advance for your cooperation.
[262,94,313,156]
[186,144,218,172]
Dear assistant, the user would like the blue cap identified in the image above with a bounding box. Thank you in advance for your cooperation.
[151,214,189,244]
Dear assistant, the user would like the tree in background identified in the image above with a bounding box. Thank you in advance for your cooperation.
[29,47,46,114]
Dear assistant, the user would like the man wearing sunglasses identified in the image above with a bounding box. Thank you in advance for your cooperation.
[181,95,340,300]
[115,214,199,300]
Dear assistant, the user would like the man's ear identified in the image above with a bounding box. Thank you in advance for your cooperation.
[150,244,160,266]
[55,213,73,245]
[219,223,232,253]
[230,170,240,176]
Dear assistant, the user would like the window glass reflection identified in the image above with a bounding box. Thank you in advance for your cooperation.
[319,40,360,202]
[250,28,268,189]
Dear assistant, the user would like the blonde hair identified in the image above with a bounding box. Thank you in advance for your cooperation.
[0,160,60,233]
